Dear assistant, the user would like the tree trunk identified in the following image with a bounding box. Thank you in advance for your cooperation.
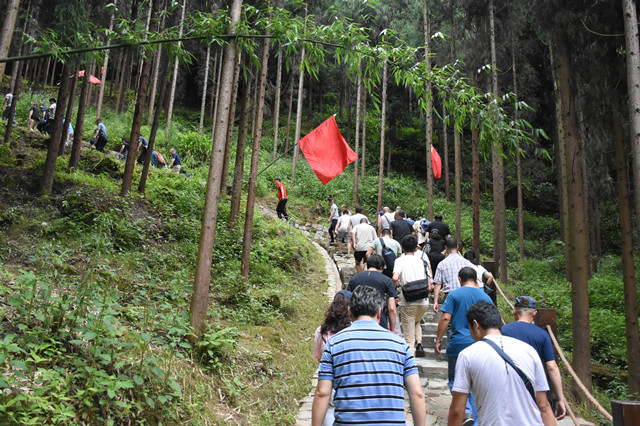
[69,62,94,170]
[146,45,163,126]
[49,60,57,86]
[361,96,367,182]
[291,47,306,185]
[553,25,592,390]
[97,0,117,119]
[209,49,218,120]
[229,78,252,227]
[58,66,79,157]
[165,0,186,138]
[241,30,271,280]
[0,0,20,83]
[271,51,283,161]
[376,62,388,211]
[613,95,640,394]
[219,51,242,194]
[40,61,73,196]
[454,127,461,240]
[251,71,259,141]
[42,57,51,89]
[115,49,130,114]
[489,0,507,283]
[353,66,362,205]
[622,0,640,257]
[211,48,223,136]
[190,0,243,340]
[2,61,22,145]
[423,0,434,219]
[513,46,525,261]
[139,50,170,194]
[471,72,481,259]
[120,0,161,196]
[199,45,211,135]
[284,60,294,156]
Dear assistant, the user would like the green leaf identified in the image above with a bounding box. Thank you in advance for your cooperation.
[10,360,29,372]
[85,331,97,341]
[133,375,144,385]
[107,389,116,398]
[145,396,155,408]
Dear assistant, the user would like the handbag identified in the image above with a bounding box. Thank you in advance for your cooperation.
[401,278,430,302]
[483,338,536,401]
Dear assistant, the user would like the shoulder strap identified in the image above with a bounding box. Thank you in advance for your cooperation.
[483,338,536,401]
[380,237,386,250]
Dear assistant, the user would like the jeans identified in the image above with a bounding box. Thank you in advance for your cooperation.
[448,356,478,425]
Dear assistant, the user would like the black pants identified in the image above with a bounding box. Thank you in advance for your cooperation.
[329,218,338,242]
[95,135,108,153]
[276,199,288,220]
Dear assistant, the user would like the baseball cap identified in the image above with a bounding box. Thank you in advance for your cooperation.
[514,296,536,309]
[335,290,352,301]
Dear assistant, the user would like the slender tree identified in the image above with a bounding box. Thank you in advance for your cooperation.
[353,64,362,205]
[229,78,252,227]
[360,95,367,182]
[423,0,434,219]
[190,0,243,340]
[198,45,211,135]
[220,51,242,193]
[0,0,20,83]
[271,51,283,160]
[2,61,23,146]
[96,0,117,119]
[69,62,94,170]
[164,0,186,138]
[58,66,79,157]
[377,61,388,211]
[241,27,271,280]
[290,46,306,185]
[284,58,295,155]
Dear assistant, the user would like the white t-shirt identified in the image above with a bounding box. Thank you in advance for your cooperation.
[393,253,429,306]
[337,215,351,232]
[352,223,377,252]
[453,334,550,426]
[4,93,12,107]
[350,213,366,228]
[380,212,395,229]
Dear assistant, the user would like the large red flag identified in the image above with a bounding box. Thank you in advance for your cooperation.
[431,146,442,179]
[298,116,358,185]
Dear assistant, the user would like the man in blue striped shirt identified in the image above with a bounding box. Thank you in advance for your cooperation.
[312,286,426,426]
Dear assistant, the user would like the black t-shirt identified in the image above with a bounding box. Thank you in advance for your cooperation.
[426,221,451,238]
[428,239,446,254]
[347,271,398,330]
[29,106,40,120]
[390,219,414,244]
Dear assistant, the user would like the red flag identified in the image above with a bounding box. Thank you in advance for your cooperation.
[78,70,85,77]
[431,146,442,179]
[88,75,103,85]
[298,116,358,185]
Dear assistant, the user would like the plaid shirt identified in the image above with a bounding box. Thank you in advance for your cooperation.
[433,252,475,293]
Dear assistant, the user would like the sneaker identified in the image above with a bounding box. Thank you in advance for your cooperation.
[462,414,474,426]
[414,343,426,357]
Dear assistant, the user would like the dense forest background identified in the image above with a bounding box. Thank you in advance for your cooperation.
[1,0,640,423]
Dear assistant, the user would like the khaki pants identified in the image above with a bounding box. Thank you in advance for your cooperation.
[400,303,428,351]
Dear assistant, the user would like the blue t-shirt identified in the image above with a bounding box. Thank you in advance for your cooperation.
[501,321,555,363]
[441,286,492,357]
[62,119,73,133]
[139,136,149,148]
[172,152,181,166]
[330,203,339,220]
[318,320,417,425]
[97,122,107,138]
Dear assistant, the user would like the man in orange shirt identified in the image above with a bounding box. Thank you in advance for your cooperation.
[275,178,289,220]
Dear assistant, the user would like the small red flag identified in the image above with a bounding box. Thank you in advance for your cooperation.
[298,116,358,185]
[88,75,103,85]
[431,146,442,179]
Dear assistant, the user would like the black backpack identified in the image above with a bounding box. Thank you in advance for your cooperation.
[379,237,397,272]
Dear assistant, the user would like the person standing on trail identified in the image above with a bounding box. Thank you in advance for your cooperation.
[335,209,351,251]
[351,217,376,274]
[137,136,149,164]
[274,178,289,220]
[390,208,415,244]
[435,266,493,426]
[90,117,108,153]
[28,103,41,131]
[392,235,431,357]
[327,197,339,244]
[312,286,426,426]
[426,213,451,239]
[2,92,15,122]
[312,290,352,426]
[366,228,402,278]
[347,207,366,252]
[449,301,555,426]
[501,297,567,420]
[347,254,397,331]
[432,237,476,313]
[377,206,395,236]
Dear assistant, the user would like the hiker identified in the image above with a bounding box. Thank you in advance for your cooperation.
[414,217,430,248]
[312,290,352,426]
[463,249,495,291]
[327,197,339,244]
[501,297,567,420]
[377,206,395,236]
[432,237,476,313]
[390,208,415,244]
[312,286,426,426]
[366,228,402,278]
[392,235,432,357]
[335,209,351,251]
[28,103,41,131]
[435,266,493,426]
[2,92,13,121]
[427,228,446,275]
[168,148,182,173]
[274,178,289,220]
[347,206,366,252]
[150,148,166,168]
[90,118,108,153]
[351,217,377,274]
[62,119,74,145]
[38,98,57,134]
[448,301,555,426]
[137,136,149,164]
[426,213,451,238]
[118,138,129,161]
[347,254,397,332]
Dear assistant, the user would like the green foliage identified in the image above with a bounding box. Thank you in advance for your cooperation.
[197,327,238,370]
[171,131,212,165]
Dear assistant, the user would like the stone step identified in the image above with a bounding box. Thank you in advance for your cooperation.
[415,357,449,380]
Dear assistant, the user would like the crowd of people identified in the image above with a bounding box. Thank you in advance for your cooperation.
[288,194,568,426]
